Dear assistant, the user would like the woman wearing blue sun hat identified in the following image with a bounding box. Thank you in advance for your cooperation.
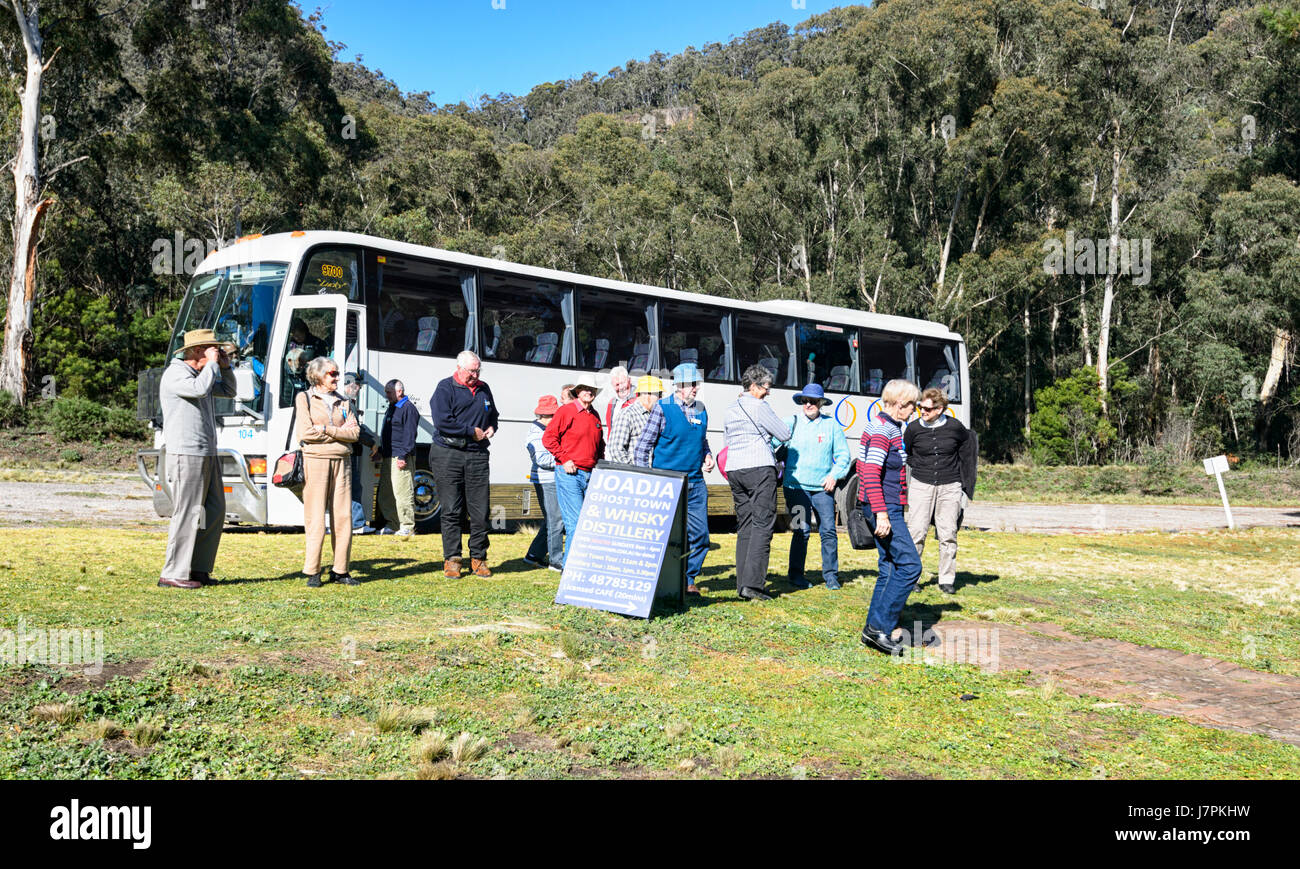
[778,382,850,590]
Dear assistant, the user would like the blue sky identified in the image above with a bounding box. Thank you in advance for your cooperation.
[313,0,848,106]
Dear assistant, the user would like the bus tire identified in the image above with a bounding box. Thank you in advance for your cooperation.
[412,467,441,533]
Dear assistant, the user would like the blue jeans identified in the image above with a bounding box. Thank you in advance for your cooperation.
[864,504,922,634]
[684,473,710,583]
[554,468,592,565]
[526,480,563,568]
[784,487,839,587]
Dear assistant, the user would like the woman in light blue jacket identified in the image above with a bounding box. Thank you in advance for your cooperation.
[779,383,850,589]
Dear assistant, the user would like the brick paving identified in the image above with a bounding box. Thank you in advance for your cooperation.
[927,621,1300,745]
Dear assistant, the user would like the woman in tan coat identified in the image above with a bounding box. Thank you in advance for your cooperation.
[296,355,361,586]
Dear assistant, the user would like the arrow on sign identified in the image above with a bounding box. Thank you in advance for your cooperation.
[566,595,637,613]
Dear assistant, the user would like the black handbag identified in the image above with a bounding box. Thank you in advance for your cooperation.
[272,392,306,488]
[846,500,876,550]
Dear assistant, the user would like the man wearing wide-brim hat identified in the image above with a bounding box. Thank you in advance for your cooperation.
[543,378,605,566]
[157,329,237,589]
[632,362,715,595]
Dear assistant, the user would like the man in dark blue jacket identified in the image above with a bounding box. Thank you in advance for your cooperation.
[371,379,419,538]
[429,350,499,578]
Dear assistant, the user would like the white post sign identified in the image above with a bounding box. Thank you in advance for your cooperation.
[1202,454,1234,530]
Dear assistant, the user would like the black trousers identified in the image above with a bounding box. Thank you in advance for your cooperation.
[430,443,491,561]
[729,465,778,593]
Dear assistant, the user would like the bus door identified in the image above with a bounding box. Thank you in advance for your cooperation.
[344,304,379,523]
[266,295,348,525]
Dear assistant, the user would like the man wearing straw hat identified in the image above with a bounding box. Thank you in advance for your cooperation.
[543,378,605,566]
[158,329,237,589]
[633,362,714,596]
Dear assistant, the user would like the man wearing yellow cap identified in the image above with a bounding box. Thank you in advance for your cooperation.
[608,374,663,464]
[158,329,237,589]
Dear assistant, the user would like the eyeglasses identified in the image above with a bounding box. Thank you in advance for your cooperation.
[918,404,941,412]
[801,400,821,406]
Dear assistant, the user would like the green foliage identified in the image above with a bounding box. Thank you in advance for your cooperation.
[2,0,1299,465]
[0,391,25,428]
[1141,447,1178,495]
[1029,368,1116,465]
[1089,466,1130,495]
[41,396,144,444]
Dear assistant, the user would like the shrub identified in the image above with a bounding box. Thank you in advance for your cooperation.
[1029,368,1116,465]
[0,390,25,428]
[42,396,145,442]
[1140,446,1177,495]
[1089,466,1130,495]
[59,448,83,463]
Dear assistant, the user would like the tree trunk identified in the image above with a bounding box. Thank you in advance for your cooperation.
[1023,302,1031,441]
[1080,281,1093,368]
[936,182,963,295]
[0,0,45,405]
[1097,121,1121,416]
[1259,327,1291,403]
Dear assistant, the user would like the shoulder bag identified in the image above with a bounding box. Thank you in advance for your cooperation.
[272,392,307,488]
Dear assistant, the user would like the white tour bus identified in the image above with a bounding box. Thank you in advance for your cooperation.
[137,230,968,529]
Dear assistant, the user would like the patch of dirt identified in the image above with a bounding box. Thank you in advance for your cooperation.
[58,660,152,695]
[927,621,1300,746]
[98,737,153,758]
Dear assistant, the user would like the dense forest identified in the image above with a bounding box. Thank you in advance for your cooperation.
[0,0,1298,463]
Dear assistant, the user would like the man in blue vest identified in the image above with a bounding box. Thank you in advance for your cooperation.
[633,362,714,596]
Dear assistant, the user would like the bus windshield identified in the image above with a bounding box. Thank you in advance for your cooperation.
[169,261,288,410]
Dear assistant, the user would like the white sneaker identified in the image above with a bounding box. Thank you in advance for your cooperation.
[395,529,414,539]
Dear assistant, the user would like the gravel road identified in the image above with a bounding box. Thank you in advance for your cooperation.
[0,474,1296,533]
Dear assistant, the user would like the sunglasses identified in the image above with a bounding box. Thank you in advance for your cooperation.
[918,404,942,412]
[324,371,340,378]
[801,400,822,406]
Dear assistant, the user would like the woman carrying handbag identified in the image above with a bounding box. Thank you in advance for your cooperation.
[296,356,361,587]
[721,364,792,601]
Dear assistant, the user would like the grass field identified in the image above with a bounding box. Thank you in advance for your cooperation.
[1,526,1298,779]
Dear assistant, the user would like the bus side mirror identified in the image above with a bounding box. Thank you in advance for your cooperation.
[232,367,258,403]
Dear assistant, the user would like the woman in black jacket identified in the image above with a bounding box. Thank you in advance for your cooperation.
[903,388,976,594]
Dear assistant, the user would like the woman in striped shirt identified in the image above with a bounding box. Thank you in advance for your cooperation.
[858,379,922,654]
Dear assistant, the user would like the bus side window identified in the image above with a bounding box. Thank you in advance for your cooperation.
[479,272,569,365]
[371,253,469,356]
[577,287,651,373]
[661,301,728,381]
[916,338,962,402]
[860,330,908,395]
[735,311,797,387]
[280,310,334,407]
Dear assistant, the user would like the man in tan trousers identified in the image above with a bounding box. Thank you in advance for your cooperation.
[159,329,237,589]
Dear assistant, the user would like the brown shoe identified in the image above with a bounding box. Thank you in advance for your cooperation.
[159,576,201,589]
[470,558,492,578]
[443,558,462,579]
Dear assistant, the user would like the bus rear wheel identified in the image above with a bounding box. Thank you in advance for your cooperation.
[413,468,441,533]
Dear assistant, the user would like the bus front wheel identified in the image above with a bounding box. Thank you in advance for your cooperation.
[413,468,441,533]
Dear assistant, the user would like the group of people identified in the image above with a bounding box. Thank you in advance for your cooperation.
[158,330,975,654]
